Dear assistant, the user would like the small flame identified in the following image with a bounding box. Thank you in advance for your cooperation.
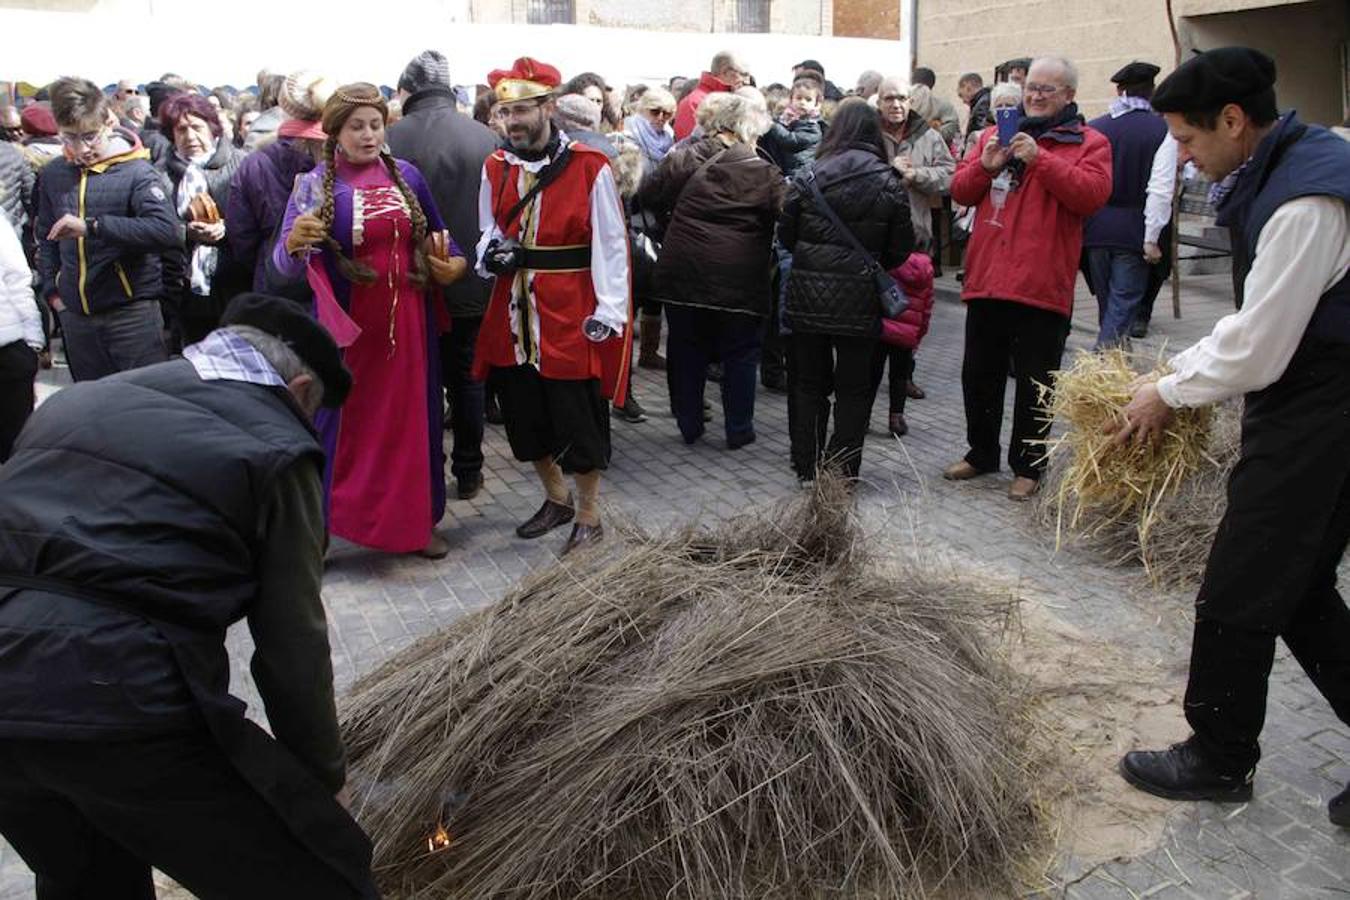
[427,823,452,853]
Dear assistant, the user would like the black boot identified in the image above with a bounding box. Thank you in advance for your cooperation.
[1119,739,1253,802]
[1331,782,1350,827]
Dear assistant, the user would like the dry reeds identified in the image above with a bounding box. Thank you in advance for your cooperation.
[1036,350,1238,588]
[340,478,1047,899]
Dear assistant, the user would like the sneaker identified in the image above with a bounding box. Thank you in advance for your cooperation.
[1119,740,1253,803]
[613,396,647,424]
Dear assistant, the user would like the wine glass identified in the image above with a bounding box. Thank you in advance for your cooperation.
[292,173,320,216]
[985,170,1013,228]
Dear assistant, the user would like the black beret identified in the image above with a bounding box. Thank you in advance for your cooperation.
[1152,47,1275,114]
[1111,61,1161,84]
[220,293,352,408]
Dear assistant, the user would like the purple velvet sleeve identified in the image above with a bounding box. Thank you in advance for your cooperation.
[270,168,319,280]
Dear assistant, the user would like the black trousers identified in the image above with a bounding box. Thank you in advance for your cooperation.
[790,333,879,479]
[489,364,610,474]
[440,315,485,479]
[0,733,374,900]
[960,299,1069,478]
[0,340,38,463]
[870,344,915,416]
[664,305,762,444]
[1183,343,1350,774]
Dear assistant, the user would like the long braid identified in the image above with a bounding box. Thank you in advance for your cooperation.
[320,138,377,285]
[382,150,429,287]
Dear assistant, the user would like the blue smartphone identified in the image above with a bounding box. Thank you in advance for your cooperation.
[995,107,1021,146]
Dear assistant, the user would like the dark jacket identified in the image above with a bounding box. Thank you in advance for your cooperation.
[1083,108,1168,252]
[0,359,322,741]
[226,138,316,292]
[164,139,249,308]
[778,145,914,337]
[35,128,183,315]
[965,88,992,141]
[760,116,825,178]
[139,118,172,170]
[387,86,499,318]
[1217,112,1350,344]
[639,136,786,316]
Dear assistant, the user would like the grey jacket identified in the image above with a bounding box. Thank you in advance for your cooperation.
[0,141,35,233]
[882,114,955,249]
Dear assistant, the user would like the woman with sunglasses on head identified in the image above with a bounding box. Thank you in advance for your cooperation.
[274,83,467,559]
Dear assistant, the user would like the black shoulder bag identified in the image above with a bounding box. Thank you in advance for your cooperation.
[803,169,908,318]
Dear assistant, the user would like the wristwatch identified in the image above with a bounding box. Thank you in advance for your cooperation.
[84,217,100,238]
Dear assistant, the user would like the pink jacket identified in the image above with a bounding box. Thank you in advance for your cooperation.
[880,252,935,350]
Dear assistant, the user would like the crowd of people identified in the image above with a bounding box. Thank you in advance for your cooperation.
[0,41,1347,898]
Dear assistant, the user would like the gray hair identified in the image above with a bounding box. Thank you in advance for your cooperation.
[710,51,740,77]
[856,70,884,96]
[877,76,908,99]
[699,91,770,143]
[1030,56,1079,90]
[990,82,1022,108]
[222,325,323,397]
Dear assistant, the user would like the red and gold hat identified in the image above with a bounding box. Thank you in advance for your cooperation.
[487,57,562,103]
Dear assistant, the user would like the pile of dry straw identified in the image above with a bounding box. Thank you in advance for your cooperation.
[341,479,1048,899]
[1036,349,1240,588]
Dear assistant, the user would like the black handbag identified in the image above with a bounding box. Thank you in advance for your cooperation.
[803,169,908,319]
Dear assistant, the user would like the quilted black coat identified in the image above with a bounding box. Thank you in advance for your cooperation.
[777,145,913,337]
[638,136,786,317]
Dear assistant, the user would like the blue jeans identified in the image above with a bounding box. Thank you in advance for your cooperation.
[664,304,763,444]
[1087,248,1150,349]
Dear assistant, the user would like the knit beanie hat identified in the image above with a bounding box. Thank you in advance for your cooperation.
[279,71,334,122]
[555,93,601,132]
[398,50,452,95]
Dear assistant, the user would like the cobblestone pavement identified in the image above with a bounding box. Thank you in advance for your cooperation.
[4,273,1347,898]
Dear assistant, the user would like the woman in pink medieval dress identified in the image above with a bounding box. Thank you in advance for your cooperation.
[275,83,466,558]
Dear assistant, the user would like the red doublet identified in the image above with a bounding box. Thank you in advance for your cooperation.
[472,142,630,404]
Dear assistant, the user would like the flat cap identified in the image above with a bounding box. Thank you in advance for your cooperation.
[1111,61,1161,84]
[1152,47,1275,113]
[220,293,352,407]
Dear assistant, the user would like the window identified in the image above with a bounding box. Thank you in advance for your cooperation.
[527,0,574,24]
[736,0,770,32]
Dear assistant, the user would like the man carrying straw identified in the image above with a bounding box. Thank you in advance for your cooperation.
[1111,47,1350,827]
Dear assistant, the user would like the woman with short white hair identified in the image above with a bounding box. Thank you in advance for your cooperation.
[637,92,785,449]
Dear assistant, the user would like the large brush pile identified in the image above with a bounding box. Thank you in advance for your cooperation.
[1036,350,1240,588]
[340,479,1047,899]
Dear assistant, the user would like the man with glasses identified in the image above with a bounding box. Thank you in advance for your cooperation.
[945,56,1111,501]
[471,57,631,556]
[35,77,180,382]
[673,50,747,140]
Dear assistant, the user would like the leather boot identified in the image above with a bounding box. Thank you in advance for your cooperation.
[1119,739,1253,802]
[638,314,666,370]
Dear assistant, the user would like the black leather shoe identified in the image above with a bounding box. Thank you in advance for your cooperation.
[888,413,908,437]
[727,431,756,450]
[516,495,575,539]
[1330,781,1350,827]
[1129,319,1149,339]
[562,522,604,555]
[1119,740,1253,802]
[456,472,482,501]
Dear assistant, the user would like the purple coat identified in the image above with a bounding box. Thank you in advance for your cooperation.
[271,158,449,301]
[225,138,316,290]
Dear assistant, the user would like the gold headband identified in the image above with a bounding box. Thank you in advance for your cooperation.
[333,89,384,107]
[494,79,554,104]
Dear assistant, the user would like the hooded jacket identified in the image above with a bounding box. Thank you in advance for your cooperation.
[35,127,183,316]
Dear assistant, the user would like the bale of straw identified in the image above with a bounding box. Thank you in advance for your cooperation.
[340,478,1047,899]
[1036,350,1238,588]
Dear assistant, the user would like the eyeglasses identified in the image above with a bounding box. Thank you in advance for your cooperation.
[646,109,672,119]
[499,101,545,120]
[57,127,108,148]
[1023,83,1065,96]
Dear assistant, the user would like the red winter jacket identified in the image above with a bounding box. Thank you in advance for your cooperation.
[673,72,735,141]
[951,122,1112,317]
[881,252,935,350]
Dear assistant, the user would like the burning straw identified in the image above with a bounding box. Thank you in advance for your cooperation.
[1036,349,1238,588]
[341,478,1048,899]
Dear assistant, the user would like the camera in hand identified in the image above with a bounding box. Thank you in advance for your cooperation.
[484,238,524,276]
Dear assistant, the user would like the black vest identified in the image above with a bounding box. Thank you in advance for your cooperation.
[0,359,321,737]
[1216,112,1350,345]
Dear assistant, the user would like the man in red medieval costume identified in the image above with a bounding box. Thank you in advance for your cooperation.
[472,58,632,555]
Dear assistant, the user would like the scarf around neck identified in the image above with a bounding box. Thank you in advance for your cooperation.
[174,143,220,297]
[1017,102,1085,141]
[1109,96,1155,118]
[627,114,674,167]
